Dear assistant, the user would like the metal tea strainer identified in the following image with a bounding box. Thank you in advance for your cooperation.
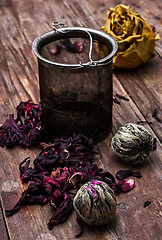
[32,22,118,141]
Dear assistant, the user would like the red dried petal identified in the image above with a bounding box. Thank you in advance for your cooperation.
[120,179,135,192]
[61,39,84,53]
[48,194,73,230]
[111,179,135,193]
[50,45,62,55]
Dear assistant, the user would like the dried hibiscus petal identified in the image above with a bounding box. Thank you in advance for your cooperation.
[61,39,84,53]
[0,100,42,148]
[48,193,73,230]
[5,181,48,216]
[4,121,137,235]
[19,157,36,182]
[0,114,23,147]
[16,100,40,119]
[116,169,142,180]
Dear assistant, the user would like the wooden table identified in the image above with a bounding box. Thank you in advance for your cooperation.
[0,0,161,239]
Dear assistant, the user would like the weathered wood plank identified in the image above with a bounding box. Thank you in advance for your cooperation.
[114,57,162,142]
[99,76,162,240]
[0,0,161,240]
[1,76,161,240]
[0,201,9,240]
[1,75,161,240]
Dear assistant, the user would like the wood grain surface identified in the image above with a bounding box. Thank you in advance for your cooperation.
[0,0,161,240]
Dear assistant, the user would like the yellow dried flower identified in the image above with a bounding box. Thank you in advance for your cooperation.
[97,4,159,69]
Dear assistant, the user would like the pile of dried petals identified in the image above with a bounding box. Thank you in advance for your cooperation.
[50,39,84,55]
[0,100,42,148]
[1,100,139,237]
[5,133,137,235]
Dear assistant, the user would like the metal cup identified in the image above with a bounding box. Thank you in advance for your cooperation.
[32,27,118,141]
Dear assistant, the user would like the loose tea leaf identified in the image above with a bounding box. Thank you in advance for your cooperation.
[152,108,161,123]
[144,201,151,208]
[116,94,129,101]
[137,121,152,125]
[152,138,157,151]
[76,216,83,238]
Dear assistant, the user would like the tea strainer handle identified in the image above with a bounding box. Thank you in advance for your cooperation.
[52,21,99,68]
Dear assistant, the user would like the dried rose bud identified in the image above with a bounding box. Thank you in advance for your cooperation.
[96,4,159,69]
[111,178,135,193]
[120,179,135,192]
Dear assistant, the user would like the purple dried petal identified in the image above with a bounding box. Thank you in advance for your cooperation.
[0,114,23,147]
[131,171,142,178]
[0,100,42,148]
[52,167,69,183]
[144,201,151,208]
[48,194,73,230]
[99,171,116,184]
[43,176,61,194]
[19,157,34,181]
[16,100,40,117]
[116,169,142,180]
[24,127,41,147]
[5,181,48,216]
[4,122,136,233]
[116,169,132,180]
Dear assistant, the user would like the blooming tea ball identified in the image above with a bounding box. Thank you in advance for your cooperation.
[73,180,116,225]
[111,123,153,164]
